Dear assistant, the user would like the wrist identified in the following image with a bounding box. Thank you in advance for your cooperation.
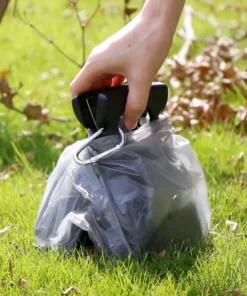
[140,0,185,41]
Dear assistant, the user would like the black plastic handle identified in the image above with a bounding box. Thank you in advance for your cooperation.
[72,82,168,134]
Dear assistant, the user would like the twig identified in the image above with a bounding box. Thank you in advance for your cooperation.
[177,5,195,63]
[177,31,215,43]
[50,116,71,123]
[10,105,25,115]
[71,1,85,65]
[15,9,82,68]
[71,0,100,65]
[192,11,221,37]
[82,26,86,65]
[0,0,9,23]
[201,0,216,13]
[0,97,71,124]
[13,0,18,16]
[123,0,129,24]
[86,0,101,26]
[0,77,70,124]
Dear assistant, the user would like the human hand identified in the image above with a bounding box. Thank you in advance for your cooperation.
[70,0,184,129]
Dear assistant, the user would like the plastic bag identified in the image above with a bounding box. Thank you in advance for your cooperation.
[35,115,211,258]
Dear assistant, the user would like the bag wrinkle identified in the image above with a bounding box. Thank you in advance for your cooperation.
[35,115,211,258]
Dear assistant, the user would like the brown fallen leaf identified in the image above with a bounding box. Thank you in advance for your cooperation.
[0,280,7,287]
[48,133,62,141]
[215,103,237,123]
[0,278,28,291]
[17,277,29,290]
[23,103,50,122]
[124,7,138,18]
[0,224,13,236]
[158,250,166,258]
[0,78,17,108]
[0,164,23,181]
[217,289,245,296]
[61,286,79,295]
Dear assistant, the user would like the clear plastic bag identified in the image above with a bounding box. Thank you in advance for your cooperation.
[35,115,211,258]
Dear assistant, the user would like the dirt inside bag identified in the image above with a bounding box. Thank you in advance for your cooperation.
[35,115,211,258]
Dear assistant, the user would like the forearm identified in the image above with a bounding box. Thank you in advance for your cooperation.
[141,0,185,41]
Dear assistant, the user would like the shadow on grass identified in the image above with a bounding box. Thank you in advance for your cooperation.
[73,238,213,293]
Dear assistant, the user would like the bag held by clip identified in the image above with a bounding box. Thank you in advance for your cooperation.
[35,83,211,258]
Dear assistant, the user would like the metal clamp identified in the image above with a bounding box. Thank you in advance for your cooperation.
[74,127,125,166]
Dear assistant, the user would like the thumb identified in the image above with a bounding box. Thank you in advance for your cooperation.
[124,80,151,130]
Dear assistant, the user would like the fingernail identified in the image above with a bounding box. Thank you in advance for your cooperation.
[125,119,138,130]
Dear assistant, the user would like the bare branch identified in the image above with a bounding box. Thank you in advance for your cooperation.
[192,10,221,37]
[217,289,245,296]
[86,0,101,26]
[15,9,82,68]
[70,1,87,65]
[70,0,100,65]
[50,116,71,123]
[0,0,9,23]
[177,5,195,63]
[0,75,70,125]
[82,26,86,65]
[13,0,18,16]
[71,1,84,65]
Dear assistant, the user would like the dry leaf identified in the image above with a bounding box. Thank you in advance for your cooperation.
[124,7,138,18]
[0,278,28,291]
[0,79,16,108]
[0,280,7,287]
[61,286,79,295]
[158,250,166,258]
[17,278,29,290]
[23,103,50,122]
[217,289,245,296]
[48,133,62,141]
[215,103,236,123]
[0,164,23,181]
[0,224,13,236]
[161,24,247,133]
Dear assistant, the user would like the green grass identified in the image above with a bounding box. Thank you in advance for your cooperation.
[1,0,247,295]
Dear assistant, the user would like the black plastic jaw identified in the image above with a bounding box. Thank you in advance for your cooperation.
[72,82,168,135]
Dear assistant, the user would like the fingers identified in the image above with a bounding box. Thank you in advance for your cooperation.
[70,61,125,98]
[70,61,104,98]
[124,80,151,130]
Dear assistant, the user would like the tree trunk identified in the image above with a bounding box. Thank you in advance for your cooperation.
[0,0,10,23]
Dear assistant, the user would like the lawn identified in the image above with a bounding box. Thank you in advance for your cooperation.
[0,0,247,295]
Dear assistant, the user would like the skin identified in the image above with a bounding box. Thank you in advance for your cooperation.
[70,0,185,129]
